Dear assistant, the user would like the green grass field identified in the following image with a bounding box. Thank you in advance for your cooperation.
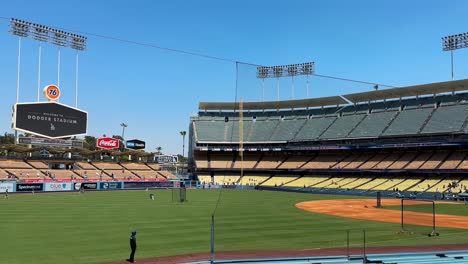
[386,203,468,216]
[2,189,468,264]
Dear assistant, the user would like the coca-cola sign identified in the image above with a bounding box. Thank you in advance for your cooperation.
[96,137,120,150]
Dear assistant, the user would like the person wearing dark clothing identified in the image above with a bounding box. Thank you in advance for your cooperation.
[127,230,137,263]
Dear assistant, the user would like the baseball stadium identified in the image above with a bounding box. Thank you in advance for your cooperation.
[0,77,468,264]
[2,3,468,264]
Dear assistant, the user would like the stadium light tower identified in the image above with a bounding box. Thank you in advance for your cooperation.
[9,18,87,106]
[257,62,315,101]
[442,32,468,80]
[120,123,128,140]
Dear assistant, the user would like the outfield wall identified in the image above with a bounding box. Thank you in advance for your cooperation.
[0,181,176,193]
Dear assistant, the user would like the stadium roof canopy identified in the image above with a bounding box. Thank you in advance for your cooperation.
[199,96,347,111]
[343,79,468,103]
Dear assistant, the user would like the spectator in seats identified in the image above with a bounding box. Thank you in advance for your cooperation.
[127,230,137,263]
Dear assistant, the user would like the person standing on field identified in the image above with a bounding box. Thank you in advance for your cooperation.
[127,230,137,263]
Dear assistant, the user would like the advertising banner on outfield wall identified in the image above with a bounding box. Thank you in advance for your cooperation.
[99,182,123,190]
[16,183,43,192]
[123,181,173,189]
[44,182,72,192]
[73,182,97,190]
[0,182,14,193]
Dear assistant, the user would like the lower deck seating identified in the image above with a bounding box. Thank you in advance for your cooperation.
[197,175,212,184]
[7,169,45,180]
[407,178,442,192]
[261,176,298,187]
[158,170,177,179]
[372,177,407,191]
[426,177,461,192]
[75,170,111,181]
[284,176,331,188]
[238,175,269,185]
[212,175,240,185]
[47,170,78,180]
[342,177,374,189]
[355,177,389,190]
[391,176,424,191]
[134,170,166,181]
[107,170,137,181]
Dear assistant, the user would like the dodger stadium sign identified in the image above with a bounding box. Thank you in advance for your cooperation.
[13,102,88,139]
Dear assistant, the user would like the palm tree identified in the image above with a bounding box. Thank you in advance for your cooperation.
[179,131,187,157]
[156,146,162,155]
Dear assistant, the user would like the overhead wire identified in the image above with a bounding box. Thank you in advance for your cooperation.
[0,15,396,88]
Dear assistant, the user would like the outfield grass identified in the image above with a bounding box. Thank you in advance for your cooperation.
[2,189,468,264]
[385,203,468,216]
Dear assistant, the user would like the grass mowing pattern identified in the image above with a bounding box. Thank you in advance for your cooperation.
[1,190,468,264]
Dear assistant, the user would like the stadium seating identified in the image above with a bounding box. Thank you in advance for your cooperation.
[320,114,365,139]
[382,108,434,136]
[373,153,401,169]
[343,154,371,169]
[439,151,466,169]
[192,90,468,195]
[238,175,269,185]
[349,111,397,137]
[302,154,340,169]
[294,117,336,141]
[120,162,150,170]
[355,177,389,190]
[278,156,309,169]
[194,153,209,169]
[106,170,136,181]
[75,162,97,170]
[270,119,306,141]
[194,120,225,141]
[358,153,389,169]
[157,170,177,179]
[7,169,45,180]
[387,152,418,169]
[391,176,424,191]
[232,154,259,169]
[91,162,123,170]
[212,175,240,185]
[0,169,12,180]
[197,174,212,184]
[421,104,468,134]
[426,177,460,192]
[256,155,286,169]
[146,163,161,170]
[458,157,468,169]
[47,169,79,180]
[261,176,298,187]
[135,170,166,181]
[249,120,278,141]
[341,177,374,189]
[209,153,234,168]
[405,152,433,169]
[27,161,49,169]
[419,151,450,169]
[372,177,407,191]
[284,176,331,187]
[0,160,32,169]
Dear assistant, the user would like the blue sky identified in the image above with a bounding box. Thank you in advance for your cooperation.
[0,0,467,154]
